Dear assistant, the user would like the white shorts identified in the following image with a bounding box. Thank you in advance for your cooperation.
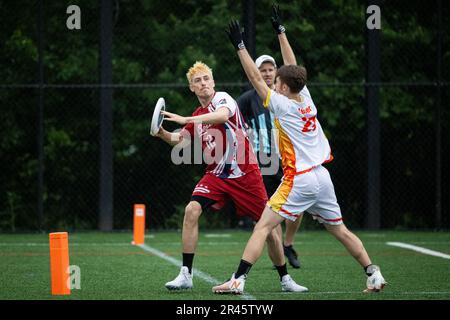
[267,165,343,225]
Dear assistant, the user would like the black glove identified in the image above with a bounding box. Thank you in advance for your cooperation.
[271,3,286,34]
[226,20,245,50]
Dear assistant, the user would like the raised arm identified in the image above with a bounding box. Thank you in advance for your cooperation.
[271,4,297,66]
[226,21,270,102]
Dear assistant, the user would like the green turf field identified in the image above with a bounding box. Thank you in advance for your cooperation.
[0,230,449,300]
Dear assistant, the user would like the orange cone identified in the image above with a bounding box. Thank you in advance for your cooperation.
[132,204,146,245]
[49,232,70,295]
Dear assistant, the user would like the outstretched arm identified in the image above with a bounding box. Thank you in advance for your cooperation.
[279,34,297,66]
[162,107,229,126]
[271,4,297,66]
[227,21,270,102]
[155,128,185,147]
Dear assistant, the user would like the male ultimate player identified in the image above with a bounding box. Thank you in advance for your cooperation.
[154,61,307,292]
[238,54,302,269]
[236,5,304,268]
[212,19,387,294]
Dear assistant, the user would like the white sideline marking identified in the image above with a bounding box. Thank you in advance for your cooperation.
[138,244,256,300]
[386,242,450,259]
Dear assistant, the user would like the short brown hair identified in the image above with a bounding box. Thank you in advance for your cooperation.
[276,65,307,93]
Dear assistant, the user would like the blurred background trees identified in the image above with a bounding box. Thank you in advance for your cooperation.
[0,0,448,231]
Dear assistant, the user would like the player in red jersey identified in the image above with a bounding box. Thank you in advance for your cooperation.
[154,61,306,292]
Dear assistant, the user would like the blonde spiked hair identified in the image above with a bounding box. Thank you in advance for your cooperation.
[186,61,213,84]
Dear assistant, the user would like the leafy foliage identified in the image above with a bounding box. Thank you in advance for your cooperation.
[0,1,448,230]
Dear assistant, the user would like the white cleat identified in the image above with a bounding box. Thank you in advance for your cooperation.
[165,266,193,291]
[364,265,387,293]
[281,275,309,292]
[212,273,246,295]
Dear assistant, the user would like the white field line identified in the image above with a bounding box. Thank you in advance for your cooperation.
[138,244,256,301]
[386,242,450,259]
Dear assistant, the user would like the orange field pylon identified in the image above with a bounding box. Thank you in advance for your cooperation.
[49,232,70,295]
[132,204,146,245]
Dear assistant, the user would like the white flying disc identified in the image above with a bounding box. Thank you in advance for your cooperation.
[150,97,165,136]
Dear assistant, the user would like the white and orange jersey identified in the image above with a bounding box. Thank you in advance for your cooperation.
[263,86,333,175]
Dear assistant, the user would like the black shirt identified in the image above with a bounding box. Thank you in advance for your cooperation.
[237,88,282,192]
[237,89,274,157]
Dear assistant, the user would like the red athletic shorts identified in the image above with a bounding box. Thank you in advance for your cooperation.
[191,169,268,221]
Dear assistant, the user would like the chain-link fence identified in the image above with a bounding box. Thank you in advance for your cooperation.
[0,0,449,231]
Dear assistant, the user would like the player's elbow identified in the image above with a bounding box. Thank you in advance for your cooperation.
[218,113,229,123]
[212,115,229,124]
[214,109,230,124]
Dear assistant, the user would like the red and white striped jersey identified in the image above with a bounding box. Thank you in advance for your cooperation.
[182,91,259,179]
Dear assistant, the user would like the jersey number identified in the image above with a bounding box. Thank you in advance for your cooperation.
[301,116,317,132]
[204,134,216,149]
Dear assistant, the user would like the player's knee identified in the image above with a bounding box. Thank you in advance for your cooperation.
[266,231,279,246]
[328,223,351,241]
[184,201,202,223]
[254,222,273,239]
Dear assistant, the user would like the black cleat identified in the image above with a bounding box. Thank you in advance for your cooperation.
[284,245,301,269]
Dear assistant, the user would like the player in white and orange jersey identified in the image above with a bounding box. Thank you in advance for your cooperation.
[154,61,306,293]
[212,11,386,295]
[237,53,304,269]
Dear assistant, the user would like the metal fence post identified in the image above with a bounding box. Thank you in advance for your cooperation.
[99,0,114,231]
[37,0,45,230]
[435,0,442,229]
[365,0,381,229]
[243,0,256,59]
